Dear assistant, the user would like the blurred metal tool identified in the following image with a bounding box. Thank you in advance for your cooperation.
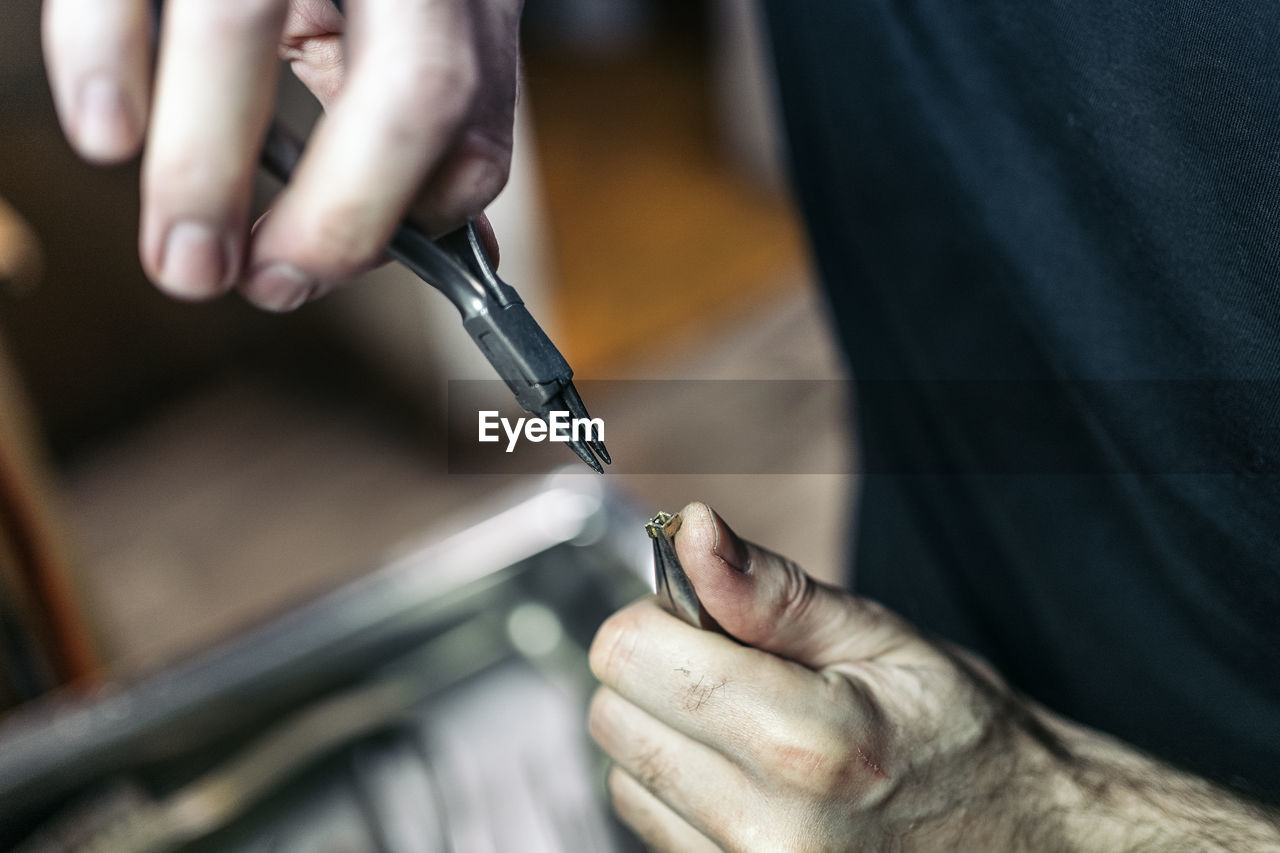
[259,125,610,473]
[646,512,719,631]
[15,615,511,853]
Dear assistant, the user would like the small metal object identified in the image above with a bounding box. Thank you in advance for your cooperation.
[646,512,718,631]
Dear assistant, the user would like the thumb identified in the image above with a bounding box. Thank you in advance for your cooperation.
[673,502,919,670]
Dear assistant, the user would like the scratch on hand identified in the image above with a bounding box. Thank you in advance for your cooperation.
[682,676,729,712]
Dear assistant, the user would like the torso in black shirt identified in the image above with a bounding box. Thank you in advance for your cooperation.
[763,1,1280,801]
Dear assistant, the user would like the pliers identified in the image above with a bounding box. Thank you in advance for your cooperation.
[259,122,611,473]
[149,0,610,473]
[646,511,719,631]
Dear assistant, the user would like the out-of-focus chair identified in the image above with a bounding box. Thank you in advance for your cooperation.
[0,196,98,703]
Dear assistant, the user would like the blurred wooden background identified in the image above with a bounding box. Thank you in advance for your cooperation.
[0,0,853,682]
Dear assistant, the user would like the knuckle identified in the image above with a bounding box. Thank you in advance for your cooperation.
[412,141,512,233]
[458,128,513,195]
[606,766,630,814]
[464,152,509,207]
[588,609,641,685]
[755,715,858,797]
[585,687,613,747]
[629,746,672,794]
[392,51,479,128]
[285,204,382,279]
[145,154,232,205]
[771,556,817,626]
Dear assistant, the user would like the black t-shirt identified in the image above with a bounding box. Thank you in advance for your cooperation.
[763,2,1280,801]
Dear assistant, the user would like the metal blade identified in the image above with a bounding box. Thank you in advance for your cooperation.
[560,382,611,466]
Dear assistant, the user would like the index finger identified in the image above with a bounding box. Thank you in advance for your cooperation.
[588,598,862,767]
[43,0,151,163]
[242,0,480,309]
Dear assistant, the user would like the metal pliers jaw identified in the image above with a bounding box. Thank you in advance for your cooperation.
[259,122,610,473]
[390,224,611,472]
[646,511,720,631]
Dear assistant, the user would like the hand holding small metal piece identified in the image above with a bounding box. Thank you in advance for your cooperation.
[646,511,720,632]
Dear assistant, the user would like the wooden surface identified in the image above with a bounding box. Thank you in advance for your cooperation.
[525,46,807,374]
[0,313,98,686]
[0,195,98,687]
[0,195,41,294]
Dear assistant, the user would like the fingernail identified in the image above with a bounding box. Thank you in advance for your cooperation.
[159,221,231,299]
[75,76,137,162]
[250,209,272,235]
[709,507,749,573]
[244,262,315,312]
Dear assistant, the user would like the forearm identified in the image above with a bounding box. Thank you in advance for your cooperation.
[1036,713,1280,851]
